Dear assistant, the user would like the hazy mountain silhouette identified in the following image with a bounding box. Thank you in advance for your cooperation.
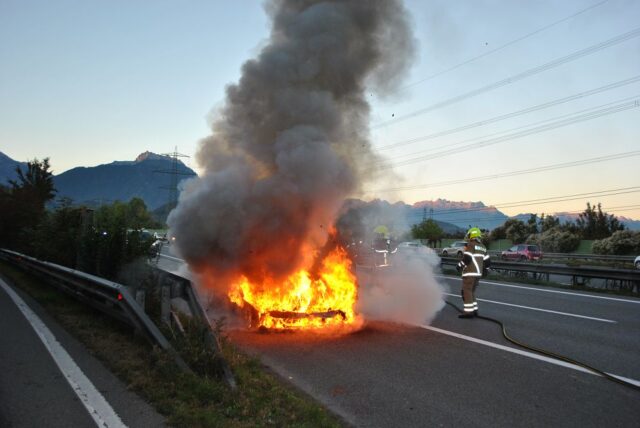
[52,151,196,210]
[412,199,508,230]
[1,151,636,230]
[0,151,27,184]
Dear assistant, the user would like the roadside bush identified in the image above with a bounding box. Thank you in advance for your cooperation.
[592,230,640,255]
[529,228,580,253]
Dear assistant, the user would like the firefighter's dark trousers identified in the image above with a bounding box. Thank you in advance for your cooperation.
[461,276,480,314]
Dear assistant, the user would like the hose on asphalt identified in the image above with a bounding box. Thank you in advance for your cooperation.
[444,300,640,392]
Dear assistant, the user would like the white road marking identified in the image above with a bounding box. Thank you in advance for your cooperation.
[159,253,184,263]
[420,324,640,387]
[0,278,127,428]
[436,274,640,304]
[442,292,616,323]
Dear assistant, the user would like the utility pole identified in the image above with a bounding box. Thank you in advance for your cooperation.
[422,207,427,222]
[154,147,195,220]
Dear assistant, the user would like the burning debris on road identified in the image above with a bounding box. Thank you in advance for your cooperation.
[168,0,433,330]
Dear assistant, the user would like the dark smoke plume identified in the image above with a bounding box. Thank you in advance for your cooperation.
[168,0,415,290]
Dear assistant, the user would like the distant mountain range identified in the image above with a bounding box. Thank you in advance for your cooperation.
[412,199,508,231]
[0,151,196,211]
[339,198,465,236]
[1,151,638,230]
[512,211,640,231]
[0,151,27,184]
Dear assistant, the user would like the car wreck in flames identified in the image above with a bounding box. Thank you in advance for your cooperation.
[227,245,359,330]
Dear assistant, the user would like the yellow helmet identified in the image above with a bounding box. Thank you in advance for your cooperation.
[465,227,482,241]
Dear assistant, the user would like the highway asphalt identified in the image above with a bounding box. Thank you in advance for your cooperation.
[157,245,640,427]
[231,275,640,427]
[0,273,166,428]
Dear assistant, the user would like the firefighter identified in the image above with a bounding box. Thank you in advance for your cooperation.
[456,227,491,318]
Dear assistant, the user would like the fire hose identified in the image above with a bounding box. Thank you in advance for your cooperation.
[444,300,640,392]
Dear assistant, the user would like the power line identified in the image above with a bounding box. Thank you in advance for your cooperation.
[370,151,640,193]
[376,96,640,170]
[406,186,640,218]
[379,96,639,164]
[373,26,640,129]
[375,75,640,152]
[399,0,610,90]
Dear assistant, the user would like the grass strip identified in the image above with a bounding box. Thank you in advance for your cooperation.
[0,261,343,428]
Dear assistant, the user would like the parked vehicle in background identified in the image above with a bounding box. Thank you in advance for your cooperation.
[501,244,543,261]
[440,241,467,258]
[396,241,432,255]
[635,255,640,269]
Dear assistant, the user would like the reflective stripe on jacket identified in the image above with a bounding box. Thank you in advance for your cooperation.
[456,239,489,277]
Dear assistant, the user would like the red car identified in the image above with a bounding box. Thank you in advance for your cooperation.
[501,244,543,261]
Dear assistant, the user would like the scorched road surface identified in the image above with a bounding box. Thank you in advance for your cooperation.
[231,275,640,428]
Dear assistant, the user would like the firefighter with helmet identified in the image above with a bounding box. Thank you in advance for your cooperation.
[456,227,491,318]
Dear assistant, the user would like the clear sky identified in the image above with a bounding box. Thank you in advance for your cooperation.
[1,0,639,220]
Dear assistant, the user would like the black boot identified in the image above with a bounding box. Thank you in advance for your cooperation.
[458,313,474,319]
[474,310,479,316]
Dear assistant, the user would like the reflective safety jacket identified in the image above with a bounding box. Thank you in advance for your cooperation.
[457,239,491,277]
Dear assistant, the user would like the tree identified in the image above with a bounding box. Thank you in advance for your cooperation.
[592,230,640,255]
[9,158,56,207]
[126,197,153,230]
[32,205,85,268]
[0,158,56,251]
[490,224,506,241]
[576,202,624,240]
[526,214,538,235]
[411,219,443,247]
[529,228,580,253]
[504,219,528,244]
[540,214,560,232]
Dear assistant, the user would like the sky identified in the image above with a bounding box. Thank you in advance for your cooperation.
[1,0,639,221]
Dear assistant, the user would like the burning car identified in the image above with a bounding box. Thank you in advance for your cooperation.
[227,243,360,330]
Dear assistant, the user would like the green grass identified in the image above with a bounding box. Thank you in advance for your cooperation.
[573,240,594,254]
[0,261,343,428]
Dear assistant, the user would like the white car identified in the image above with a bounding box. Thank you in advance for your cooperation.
[635,255,640,269]
[440,241,467,258]
[396,241,430,254]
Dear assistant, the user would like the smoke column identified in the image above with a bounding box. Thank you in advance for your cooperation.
[169,0,415,290]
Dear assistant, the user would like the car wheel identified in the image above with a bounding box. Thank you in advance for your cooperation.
[442,251,448,256]
[457,251,463,259]
[520,255,527,261]
[501,255,507,261]
[636,261,640,270]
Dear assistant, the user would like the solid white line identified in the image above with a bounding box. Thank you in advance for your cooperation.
[420,324,640,387]
[159,253,184,263]
[0,278,127,428]
[436,274,640,304]
[442,292,616,323]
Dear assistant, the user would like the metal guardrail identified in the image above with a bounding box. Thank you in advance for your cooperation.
[150,266,237,389]
[485,251,635,263]
[0,248,192,372]
[440,256,640,286]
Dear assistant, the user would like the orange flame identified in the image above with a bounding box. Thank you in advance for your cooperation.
[228,246,358,330]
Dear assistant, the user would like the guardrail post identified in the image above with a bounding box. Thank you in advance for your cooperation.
[161,285,170,326]
[135,289,146,312]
